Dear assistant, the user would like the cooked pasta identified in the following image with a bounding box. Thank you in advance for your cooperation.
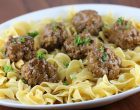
[0,9,140,105]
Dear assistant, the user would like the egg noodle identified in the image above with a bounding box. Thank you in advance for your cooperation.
[0,10,140,105]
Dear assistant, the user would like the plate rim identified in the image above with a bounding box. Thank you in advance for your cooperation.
[0,3,140,109]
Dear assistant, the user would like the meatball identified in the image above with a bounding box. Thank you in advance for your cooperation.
[63,32,93,59]
[41,22,68,52]
[87,41,121,79]
[21,58,58,86]
[104,18,140,49]
[6,36,35,62]
[72,10,103,35]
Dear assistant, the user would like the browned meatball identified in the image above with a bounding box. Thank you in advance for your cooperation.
[6,36,35,62]
[87,41,121,79]
[21,58,58,86]
[104,18,140,49]
[41,22,68,52]
[72,10,103,35]
[63,32,93,59]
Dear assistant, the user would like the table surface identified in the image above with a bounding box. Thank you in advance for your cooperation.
[0,0,140,110]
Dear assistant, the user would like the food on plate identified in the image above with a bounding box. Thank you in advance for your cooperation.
[72,10,103,35]
[0,9,140,105]
[104,17,140,49]
[87,40,121,79]
[63,32,93,59]
[21,57,58,86]
[6,36,35,62]
[41,22,68,52]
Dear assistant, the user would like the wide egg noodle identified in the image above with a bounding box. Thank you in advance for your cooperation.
[92,75,118,98]
[0,59,18,99]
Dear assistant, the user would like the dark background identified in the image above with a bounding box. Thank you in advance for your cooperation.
[0,0,140,110]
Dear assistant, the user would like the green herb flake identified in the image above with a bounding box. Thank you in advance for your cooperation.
[99,46,105,53]
[84,38,91,45]
[3,65,13,73]
[36,51,46,60]
[63,81,68,86]
[18,37,25,43]
[74,35,82,46]
[64,62,69,68]
[116,17,124,25]
[28,31,39,38]
[74,35,91,46]
[102,52,108,62]
[99,46,108,62]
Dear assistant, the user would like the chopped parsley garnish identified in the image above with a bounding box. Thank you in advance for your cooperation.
[99,46,108,62]
[18,37,25,43]
[116,17,132,29]
[99,46,104,53]
[75,35,82,46]
[3,65,13,73]
[27,31,39,38]
[74,35,91,46]
[84,38,91,45]
[36,51,46,59]
[64,62,69,68]
[102,52,108,62]
[63,81,68,85]
[116,17,124,25]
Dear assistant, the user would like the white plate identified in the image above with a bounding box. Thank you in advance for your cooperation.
[0,4,140,109]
